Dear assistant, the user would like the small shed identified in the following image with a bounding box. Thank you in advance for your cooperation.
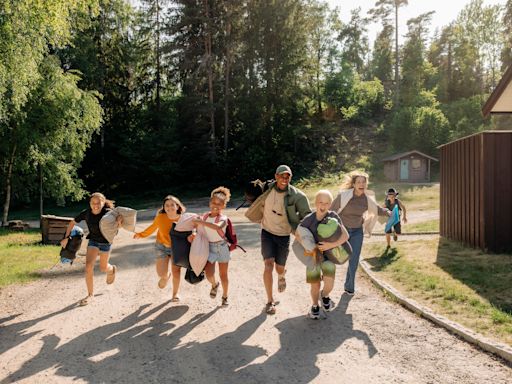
[41,215,73,245]
[482,64,512,116]
[439,131,512,253]
[382,150,438,182]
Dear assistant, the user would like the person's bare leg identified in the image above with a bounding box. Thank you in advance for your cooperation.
[385,234,391,247]
[310,282,320,306]
[219,262,229,298]
[321,276,335,298]
[263,259,275,303]
[171,263,181,300]
[156,257,170,288]
[85,247,99,296]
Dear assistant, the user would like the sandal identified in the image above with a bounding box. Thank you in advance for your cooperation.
[79,295,93,306]
[171,296,180,302]
[106,265,117,285]
[210,282,220,299]
[222,296,228,306]
[265,302,276,315]
[277,273,286,293]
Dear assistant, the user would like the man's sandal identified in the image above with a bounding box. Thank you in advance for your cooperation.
[106,265,117,285]
[171,296,180,302]
[222,296,228,306]
[210,282,220,298]
[265,302,276,315]
[79,295,93,306]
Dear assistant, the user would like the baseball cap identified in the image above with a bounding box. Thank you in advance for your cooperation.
[275,165,292,176]
[386,188,399,196]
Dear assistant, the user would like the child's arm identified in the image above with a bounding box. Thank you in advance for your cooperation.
[60,220,77,248]
[193,218,227,230]
[398,200,407,223]
[317,224,349,252]
[133,216,159,239]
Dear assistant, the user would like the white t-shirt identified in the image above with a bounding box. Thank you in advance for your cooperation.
[204,215,226,242]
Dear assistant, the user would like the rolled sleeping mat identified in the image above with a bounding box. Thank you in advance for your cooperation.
[99,206,137,243]
[292,226,317,268]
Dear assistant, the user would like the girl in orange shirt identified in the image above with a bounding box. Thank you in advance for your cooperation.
[134,195,185,301]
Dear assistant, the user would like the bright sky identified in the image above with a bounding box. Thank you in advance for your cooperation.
[327,0,508,43]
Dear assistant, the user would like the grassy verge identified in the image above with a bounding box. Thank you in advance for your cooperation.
[404,219,439,232]
[363,237,512,345]
[0,228,59,287]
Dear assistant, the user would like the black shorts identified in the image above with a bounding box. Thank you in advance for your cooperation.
[385,222,401,234]
[261,229,290,267]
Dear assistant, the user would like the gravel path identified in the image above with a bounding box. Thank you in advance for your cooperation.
[0,205,510,383]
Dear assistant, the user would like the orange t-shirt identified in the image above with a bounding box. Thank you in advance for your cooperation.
[137,212,178,248]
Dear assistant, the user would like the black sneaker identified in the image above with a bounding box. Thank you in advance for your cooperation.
[322,296,335,312]
[308,305,320,319]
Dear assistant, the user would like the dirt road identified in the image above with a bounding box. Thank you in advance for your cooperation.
[1,205,510,383]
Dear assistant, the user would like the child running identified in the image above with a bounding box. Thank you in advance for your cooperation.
[383,188,407,248]
[193,187,232,306]
[298,190,349,319]
[61,192,121,306]
[133,195,185,301]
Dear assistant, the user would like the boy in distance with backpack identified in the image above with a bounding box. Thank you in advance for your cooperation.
[383,188,407,248]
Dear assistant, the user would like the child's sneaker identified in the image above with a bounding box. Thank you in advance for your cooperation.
[308,305,320,319]
[322,296,335,312]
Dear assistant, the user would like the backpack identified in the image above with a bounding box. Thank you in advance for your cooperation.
[202,213,246,253]
[236,179,274,210]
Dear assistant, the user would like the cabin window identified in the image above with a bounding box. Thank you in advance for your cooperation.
[412,159,421,169]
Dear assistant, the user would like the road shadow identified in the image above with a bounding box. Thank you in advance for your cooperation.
[233,294,377,383]
[0,303,77,357]
[1,301,192,383]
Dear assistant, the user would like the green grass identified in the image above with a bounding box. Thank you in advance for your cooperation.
[363,238,512,345]
[0,228,59,287]
[404,219,439,232]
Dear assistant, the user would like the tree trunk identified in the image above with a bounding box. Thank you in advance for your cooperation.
[156,0,161,115]
[2,145,16,226]
[224,18,231,155]
[394,3,400,106]
[203,0,215,160]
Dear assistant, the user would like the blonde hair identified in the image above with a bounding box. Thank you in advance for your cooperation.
[90,192,115,209]
[315,189,333,204]
[340,170,369,190]
[211,186,231,206]
[159,195,186,214]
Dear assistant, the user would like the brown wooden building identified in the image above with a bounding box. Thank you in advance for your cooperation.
[382,150,438,182]
[440,131,512,253]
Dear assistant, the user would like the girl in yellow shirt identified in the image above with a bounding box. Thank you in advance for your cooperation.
[134,195,185,301]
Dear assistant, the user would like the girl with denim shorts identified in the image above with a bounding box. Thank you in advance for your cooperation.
[193,187,232,306]
[134,195,186,302]
[61,192,121,306]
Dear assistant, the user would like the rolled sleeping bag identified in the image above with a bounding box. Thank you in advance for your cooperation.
[317,217,352,265]
[189,228,209,276]
[170,223,192,268]
[60,225,84,263]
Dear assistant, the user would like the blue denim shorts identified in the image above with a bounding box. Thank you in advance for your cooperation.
[88,240,111,253]
[207,241,230,263]
[155,242,173,259]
